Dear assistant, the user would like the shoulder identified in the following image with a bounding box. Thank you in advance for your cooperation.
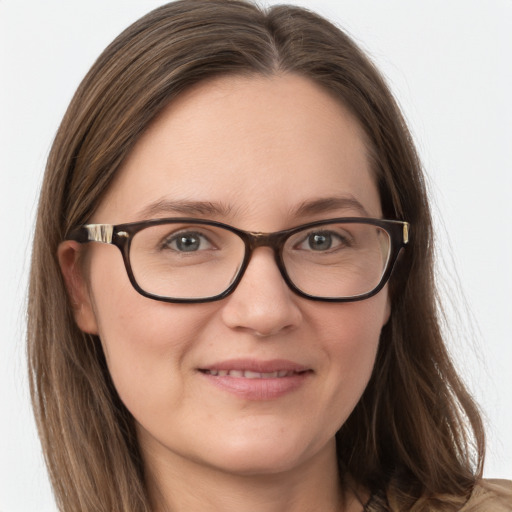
[460,479,512,511]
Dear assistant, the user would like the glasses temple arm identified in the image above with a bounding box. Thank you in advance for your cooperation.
[66,224,114,244]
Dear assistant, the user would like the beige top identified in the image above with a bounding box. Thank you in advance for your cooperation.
[461,479,512,511]
[363,479,512,511]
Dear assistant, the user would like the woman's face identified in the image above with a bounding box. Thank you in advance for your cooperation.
[63,74,390,478]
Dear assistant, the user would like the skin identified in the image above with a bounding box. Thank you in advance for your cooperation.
[59,74,390,512]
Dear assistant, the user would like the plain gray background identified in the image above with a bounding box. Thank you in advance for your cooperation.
[1,1,511,510]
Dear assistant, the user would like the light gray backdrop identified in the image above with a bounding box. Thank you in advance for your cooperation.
[1,1,510,510]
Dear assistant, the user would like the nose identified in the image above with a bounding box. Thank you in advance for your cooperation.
[221,247,303,337]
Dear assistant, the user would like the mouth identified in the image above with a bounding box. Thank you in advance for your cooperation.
[198,358,311,377]
[199,369,305,378]
[197,359,312,400]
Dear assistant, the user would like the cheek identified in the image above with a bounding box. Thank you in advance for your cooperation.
[309,296,387,423]
[95,295,222,433]
[87,248,216,418]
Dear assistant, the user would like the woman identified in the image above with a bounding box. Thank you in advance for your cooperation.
[27,0,511,511]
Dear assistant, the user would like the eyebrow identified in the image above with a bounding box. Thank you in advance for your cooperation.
[135,195,370,222]
[135,199,234,219]
[292,196,371,217]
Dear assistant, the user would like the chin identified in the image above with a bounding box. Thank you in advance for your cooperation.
[198,430,333,477]
[209,448,307,476]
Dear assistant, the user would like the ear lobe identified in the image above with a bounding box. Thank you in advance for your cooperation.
[57,241,99,334]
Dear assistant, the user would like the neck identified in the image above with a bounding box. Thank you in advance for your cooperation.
[141,436,364,512]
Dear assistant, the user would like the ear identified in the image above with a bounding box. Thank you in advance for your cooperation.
[57,240,99,334]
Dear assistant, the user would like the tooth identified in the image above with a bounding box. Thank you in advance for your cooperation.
[243,370,262,379]
[210,369,297,378]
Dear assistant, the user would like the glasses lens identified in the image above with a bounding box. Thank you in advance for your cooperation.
[129,222,245,300]
[283,222,391,299]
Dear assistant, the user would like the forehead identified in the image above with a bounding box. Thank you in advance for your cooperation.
[92,74,380,227]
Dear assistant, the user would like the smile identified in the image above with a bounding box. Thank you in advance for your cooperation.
[198,359,312,400]
[201,369,300,378]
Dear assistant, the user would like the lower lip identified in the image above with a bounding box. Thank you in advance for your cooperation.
[198,371,311,400]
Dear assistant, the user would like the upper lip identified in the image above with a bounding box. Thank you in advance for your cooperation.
[198,358,310,373]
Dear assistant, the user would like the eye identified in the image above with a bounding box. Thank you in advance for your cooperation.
[296,230,347,252]
[163,231,214,252]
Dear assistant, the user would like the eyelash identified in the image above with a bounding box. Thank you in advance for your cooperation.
[294,229,353,252]
[160,230,214,252]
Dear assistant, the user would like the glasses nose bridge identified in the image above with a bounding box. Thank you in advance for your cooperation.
[244,230,287,254]
[237,230,289,289]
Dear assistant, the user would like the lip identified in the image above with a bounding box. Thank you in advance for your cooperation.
[197,358,312,400]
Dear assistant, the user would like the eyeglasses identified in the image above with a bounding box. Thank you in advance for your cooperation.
[67,217,409,303]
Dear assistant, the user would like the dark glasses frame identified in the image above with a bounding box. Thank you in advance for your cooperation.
[67,217,409,303]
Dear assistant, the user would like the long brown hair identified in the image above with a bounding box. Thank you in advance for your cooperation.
[27,1,485,510]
